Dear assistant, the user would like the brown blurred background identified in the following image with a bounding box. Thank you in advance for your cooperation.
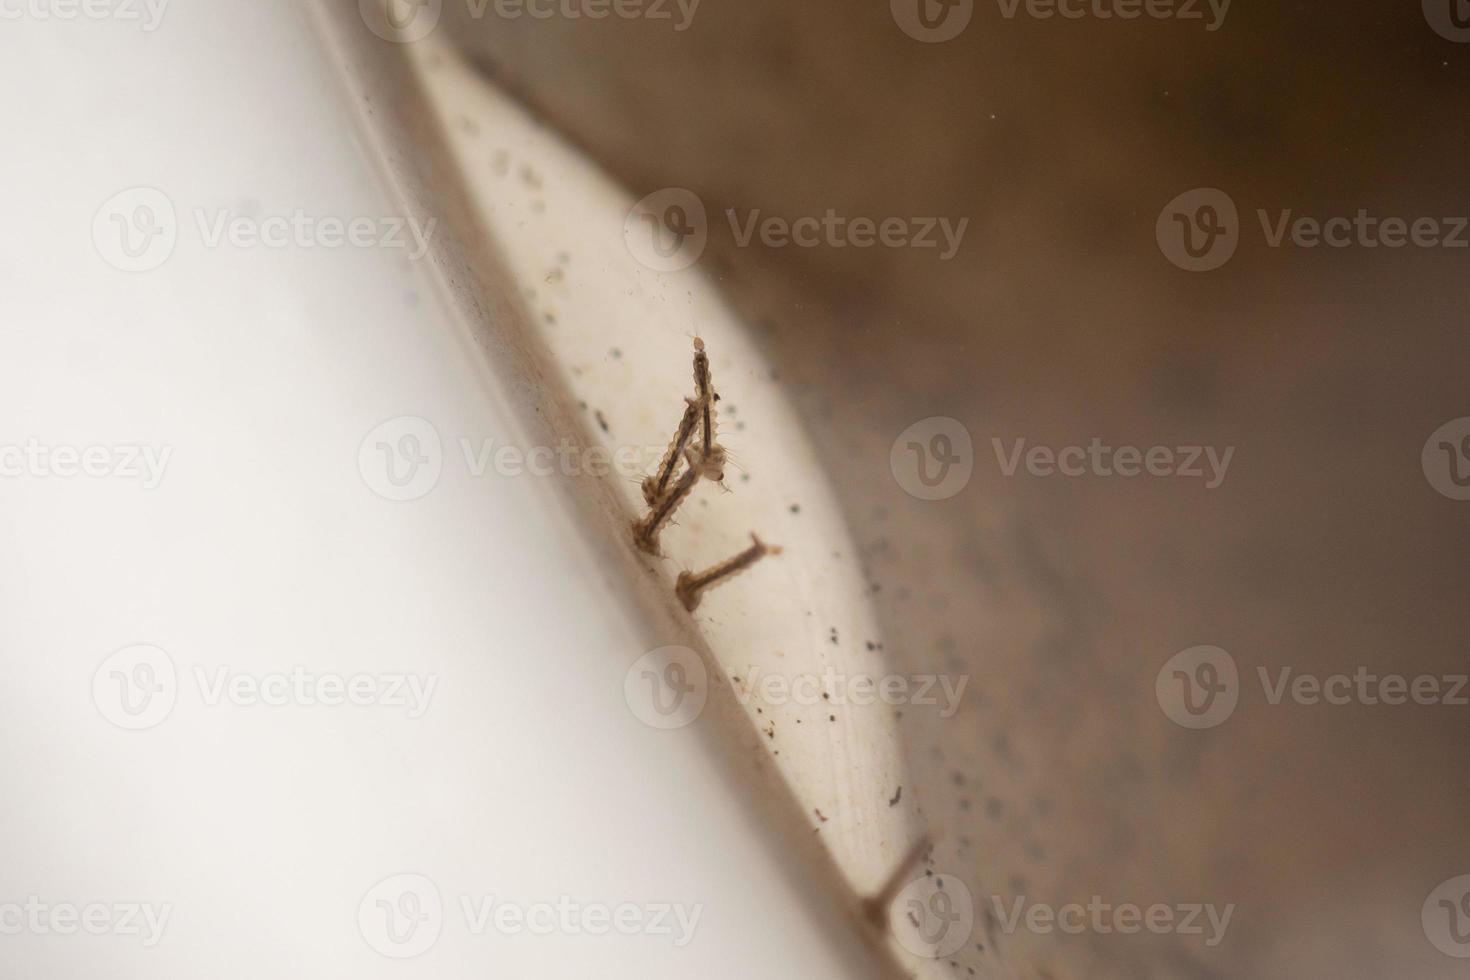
[442,3,1470,976]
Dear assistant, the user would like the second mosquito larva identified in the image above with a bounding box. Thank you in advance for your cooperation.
[633,449,703,555]
[643,397,700,507]
[675,534,779,611]
[691,336,726,482]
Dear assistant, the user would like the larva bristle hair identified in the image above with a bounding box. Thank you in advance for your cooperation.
[674,533,779,612]
[633,449,704,556]
[642,397,700,507]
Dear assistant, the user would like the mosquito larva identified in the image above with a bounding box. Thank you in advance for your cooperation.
[674,533,779,612]
[633,449,704,555]
[634,339,769,594]
[642,397,700,507]
[863,834,933,930]
[692,337,727,482]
